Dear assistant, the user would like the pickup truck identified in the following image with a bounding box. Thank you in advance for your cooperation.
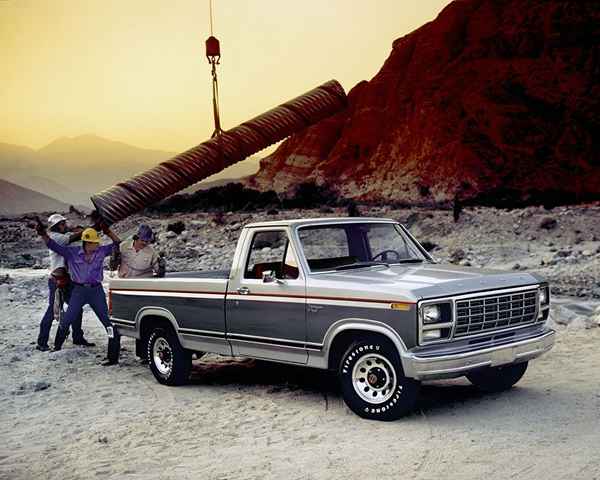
[109,217,555,421]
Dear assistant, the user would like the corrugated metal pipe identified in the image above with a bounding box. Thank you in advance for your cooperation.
[91,80,347,224]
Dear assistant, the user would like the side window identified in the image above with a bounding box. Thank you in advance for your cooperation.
[245,231,299,280]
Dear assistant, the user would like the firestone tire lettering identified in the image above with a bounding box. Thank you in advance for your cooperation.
[338,337,420,421]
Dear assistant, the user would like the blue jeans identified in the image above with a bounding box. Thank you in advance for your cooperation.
[37,277,84,347]
[54,284,115,350]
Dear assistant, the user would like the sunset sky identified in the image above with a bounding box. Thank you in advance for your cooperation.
[1,0,450,153]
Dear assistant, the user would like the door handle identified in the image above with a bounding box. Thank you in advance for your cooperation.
[237,286,250,295]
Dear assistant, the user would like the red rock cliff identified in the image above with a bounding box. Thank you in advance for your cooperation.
[249,0,600,205]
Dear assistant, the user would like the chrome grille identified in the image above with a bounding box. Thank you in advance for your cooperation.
[454,290,538,337]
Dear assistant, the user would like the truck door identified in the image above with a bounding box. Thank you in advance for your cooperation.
[226,228,307,364]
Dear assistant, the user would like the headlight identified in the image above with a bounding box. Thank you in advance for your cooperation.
[422,305,441,324]
[539,286,550,305]
[419,302,453,344]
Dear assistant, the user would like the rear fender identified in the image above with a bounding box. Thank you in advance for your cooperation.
[135,307,180,336]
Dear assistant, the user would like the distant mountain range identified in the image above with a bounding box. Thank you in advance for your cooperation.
[0,179,71,216]
[0,134,261,208]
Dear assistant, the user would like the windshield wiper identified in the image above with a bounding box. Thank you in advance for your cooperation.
[335,261,390,271]
[395,258,425,264]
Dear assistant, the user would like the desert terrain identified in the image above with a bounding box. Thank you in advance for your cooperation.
[1,205,599,479]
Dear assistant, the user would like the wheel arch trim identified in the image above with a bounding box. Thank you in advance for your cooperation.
[319,318,410,371]
[135,306,180,335]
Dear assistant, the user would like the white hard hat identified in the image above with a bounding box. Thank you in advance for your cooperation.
[47,213,67,229]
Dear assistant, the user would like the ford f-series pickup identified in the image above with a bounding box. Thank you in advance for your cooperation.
[109,217,555,420]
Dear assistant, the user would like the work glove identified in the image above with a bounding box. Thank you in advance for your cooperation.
[34,217,46,236]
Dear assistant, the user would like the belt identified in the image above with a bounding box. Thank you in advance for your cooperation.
[73,282,101,288]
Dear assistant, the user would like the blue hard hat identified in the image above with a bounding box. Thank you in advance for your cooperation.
[137,224,154,242]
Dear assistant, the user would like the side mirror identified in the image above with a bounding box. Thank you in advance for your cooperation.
[262,270,276,283]
[262,270,285,285]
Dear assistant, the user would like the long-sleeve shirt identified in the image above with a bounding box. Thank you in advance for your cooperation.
[46,238,116,284]
[48,232,70,272]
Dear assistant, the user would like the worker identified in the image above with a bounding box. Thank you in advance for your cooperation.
[117,224,163,278]
[36,222,121,365]
[36,213,94,351]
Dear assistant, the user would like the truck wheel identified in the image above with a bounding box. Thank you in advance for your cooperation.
[147,328,192,386]
[338,338,420,421]
[466,361,528,393]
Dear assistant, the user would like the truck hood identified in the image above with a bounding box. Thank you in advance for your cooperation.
[309,263,544,302]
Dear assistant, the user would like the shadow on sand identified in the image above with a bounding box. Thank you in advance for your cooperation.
[186,357,542,415]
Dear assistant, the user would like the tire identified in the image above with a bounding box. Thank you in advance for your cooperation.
[338,337,420,421]
[147,328,192,386]
[466,361,528,393]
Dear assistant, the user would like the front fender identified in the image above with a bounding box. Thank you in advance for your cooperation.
[308,318,411,372]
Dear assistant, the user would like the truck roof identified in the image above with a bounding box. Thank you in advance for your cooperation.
[245,217,398,228]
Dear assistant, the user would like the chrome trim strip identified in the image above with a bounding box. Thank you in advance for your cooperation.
[179,327,225,337]
[227,331,323,348]
[110,316,135,325]
[229,338,308,351]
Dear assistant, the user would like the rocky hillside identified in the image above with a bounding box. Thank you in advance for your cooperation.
[249,0,600,206]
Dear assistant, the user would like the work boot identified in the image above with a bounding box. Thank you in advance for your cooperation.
[73,338,96,347]
[101,358,118,367]
[53,327,69,352]
[36,344,50,352]
[106,335,121,365]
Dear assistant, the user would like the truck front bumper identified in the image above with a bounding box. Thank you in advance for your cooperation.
[402,328,555,380]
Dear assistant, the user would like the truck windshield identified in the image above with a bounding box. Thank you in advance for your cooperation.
[297,223,427,272]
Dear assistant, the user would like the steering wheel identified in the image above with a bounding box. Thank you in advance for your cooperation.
[371,249,402,262]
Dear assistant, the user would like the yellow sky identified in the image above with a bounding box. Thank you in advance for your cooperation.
[1,0,449,152]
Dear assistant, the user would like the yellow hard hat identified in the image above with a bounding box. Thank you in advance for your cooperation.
[81,228,101,243]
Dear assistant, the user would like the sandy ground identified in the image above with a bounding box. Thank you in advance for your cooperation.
[1,268,599,480]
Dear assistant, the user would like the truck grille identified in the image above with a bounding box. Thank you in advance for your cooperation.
[454,290,538,337]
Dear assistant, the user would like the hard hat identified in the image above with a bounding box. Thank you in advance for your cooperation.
[136,224,154,242]
[47,213,67,229]
[81,228,101,243]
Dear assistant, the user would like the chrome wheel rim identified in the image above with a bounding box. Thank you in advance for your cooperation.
[153,337,173,376]
[352,353,396,404]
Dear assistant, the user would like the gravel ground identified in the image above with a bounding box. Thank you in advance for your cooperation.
[2,203,600,297]
[1,204,599,479]
[0,269,599,480]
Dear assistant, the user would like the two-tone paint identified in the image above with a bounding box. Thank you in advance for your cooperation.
[109,218,555,378]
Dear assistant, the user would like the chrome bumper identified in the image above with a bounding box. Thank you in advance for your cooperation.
[402,329,555,380]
